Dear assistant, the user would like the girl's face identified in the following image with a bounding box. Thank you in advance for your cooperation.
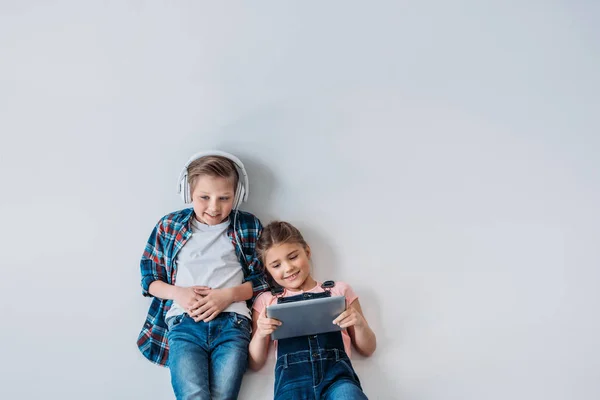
[264,242,316,291]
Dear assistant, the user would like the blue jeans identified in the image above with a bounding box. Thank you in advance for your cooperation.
[166,312,251,400]
[274,344,368,399]
[273,291,367,399]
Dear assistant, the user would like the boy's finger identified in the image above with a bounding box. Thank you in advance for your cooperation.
[203,311,218,322]
[193,297,208,309]
[197,309,212,321]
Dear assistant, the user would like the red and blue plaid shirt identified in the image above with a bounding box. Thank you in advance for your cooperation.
[137,207,267,366]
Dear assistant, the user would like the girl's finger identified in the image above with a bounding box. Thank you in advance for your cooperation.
[260,316,281,325]
[333,311,349,325]
[259,322,279,330]
[338,317,357,329]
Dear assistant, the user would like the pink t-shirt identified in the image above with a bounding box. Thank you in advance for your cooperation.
[252,281,358,357]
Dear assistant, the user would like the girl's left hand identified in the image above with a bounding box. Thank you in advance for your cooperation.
[332,306,366,329]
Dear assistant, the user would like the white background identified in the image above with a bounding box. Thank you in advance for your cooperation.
[1,1,599,399]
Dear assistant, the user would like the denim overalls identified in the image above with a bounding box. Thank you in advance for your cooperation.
[272,282,368,400]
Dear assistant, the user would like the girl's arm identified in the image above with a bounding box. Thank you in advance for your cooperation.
[249,308,281,371]
[333,299,377,357]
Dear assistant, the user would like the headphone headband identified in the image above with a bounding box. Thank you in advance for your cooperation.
[177,150,249,206]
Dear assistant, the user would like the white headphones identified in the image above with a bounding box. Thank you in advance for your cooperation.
[177,150,249,208]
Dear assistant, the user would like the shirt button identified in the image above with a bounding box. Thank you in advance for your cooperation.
[312,353,318,358]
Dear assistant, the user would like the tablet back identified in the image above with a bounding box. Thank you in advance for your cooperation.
[266,295,346,340]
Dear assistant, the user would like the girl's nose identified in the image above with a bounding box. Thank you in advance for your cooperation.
[283,262,294,273]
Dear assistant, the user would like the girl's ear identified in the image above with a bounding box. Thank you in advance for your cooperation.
[305,245,311,259]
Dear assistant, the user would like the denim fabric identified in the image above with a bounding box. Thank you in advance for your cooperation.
[166,312,251,400]
[273,291,367,400]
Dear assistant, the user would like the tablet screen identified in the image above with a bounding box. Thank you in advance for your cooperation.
[266,295,346,340]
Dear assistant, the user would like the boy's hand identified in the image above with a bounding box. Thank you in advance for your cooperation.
[256,309,282,338]
[173,286,210,311]
[332,307,366,329]
[188,287,234,322]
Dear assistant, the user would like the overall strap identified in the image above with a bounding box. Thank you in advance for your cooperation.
[270,280,336,298]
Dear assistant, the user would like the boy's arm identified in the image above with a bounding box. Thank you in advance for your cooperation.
[140,222,168,297]
[243,262,269,300]
[242,216,269,300]
[140,219,207,309]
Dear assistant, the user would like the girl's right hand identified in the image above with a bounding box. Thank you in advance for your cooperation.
[256,309,282,338]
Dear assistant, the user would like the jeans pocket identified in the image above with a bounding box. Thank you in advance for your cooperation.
[231,313,252,335]
[165,314,185,331]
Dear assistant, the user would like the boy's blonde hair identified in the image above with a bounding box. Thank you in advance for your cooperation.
[187,155,239,194]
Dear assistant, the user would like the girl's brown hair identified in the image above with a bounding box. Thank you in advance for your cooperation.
[256,221,309,287]
[187,155,239,194]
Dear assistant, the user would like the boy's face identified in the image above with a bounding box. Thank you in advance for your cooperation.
[190,175,236,225]
[264,242,314,291]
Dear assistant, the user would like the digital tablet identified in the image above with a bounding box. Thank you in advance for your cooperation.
[266,295,346,340]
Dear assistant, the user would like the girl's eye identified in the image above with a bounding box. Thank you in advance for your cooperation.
[271,264,280,269]
[289,254,298,260]
[200,196,210,200]
[219,197,230,201]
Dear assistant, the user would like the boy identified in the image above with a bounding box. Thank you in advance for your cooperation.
[137,150,267,400]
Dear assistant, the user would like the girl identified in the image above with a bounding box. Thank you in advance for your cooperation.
[249,221,376,399]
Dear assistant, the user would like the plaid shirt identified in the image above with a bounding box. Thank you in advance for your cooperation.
[137,207,267,366]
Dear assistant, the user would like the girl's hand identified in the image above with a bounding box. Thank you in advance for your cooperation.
[173,286,210,311]
[255,309,282,338]
[188,287,234,322]
[333,306,367,329]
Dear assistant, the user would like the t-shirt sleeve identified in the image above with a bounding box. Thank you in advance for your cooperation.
[252,291,271,314]
[334,281,358,307]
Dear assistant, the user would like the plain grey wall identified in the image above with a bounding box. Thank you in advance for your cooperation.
[1,1,599,399]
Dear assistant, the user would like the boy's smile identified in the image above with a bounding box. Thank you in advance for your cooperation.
[191,175,236,226]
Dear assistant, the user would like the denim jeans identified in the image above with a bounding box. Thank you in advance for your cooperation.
[166,312,251,400]
[273,291,367,400]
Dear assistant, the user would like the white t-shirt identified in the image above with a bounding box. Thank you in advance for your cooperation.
[166,218,250,319]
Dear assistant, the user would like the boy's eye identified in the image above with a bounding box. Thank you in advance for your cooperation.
[219,197,230,201]
[200,196,210,200]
